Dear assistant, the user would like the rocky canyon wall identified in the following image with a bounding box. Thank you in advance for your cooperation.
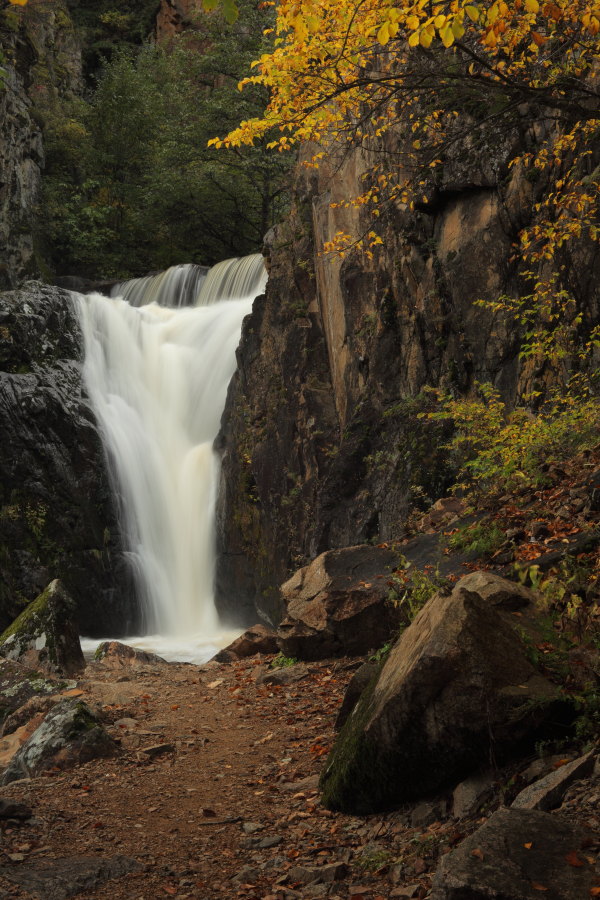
[0,0,82,289]
[216,120,600,626]
[0,283,133,637]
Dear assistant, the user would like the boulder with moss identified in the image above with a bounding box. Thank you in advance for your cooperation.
[319,574,563,813]
[0,580,85,676]
[1,698,116,784]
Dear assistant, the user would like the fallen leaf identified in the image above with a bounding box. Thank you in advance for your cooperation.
[532,884,549,892]
[589,888,600,896]
[207,679,223,689]
[171,704,179,710]
[162,886,177,896]
[524,842,533,850]
[565,850,585,867]
[471,848,484,860]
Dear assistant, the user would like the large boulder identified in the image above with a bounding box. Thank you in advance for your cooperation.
[0,580,85,676]
[431,807,596,899]
[2,698,116,784]
[213,624,279,663]
[0,283,132,635]
[276,545,403,660]
[320,574,561,813]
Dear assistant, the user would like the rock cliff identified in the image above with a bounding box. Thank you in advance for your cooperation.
[0,282,133,637]
[0,0,82,289]
[216,124,600,625]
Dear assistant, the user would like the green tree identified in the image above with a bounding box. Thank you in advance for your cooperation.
[40,0,291,278]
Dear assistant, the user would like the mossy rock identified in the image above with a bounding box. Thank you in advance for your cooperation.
[0,580,85,676]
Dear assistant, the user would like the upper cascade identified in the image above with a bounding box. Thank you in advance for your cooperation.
[197,254,267,306]
[111,254,267,309]
[111,263,209,308]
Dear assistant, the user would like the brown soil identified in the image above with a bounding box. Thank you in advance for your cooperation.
[0,647,598,900]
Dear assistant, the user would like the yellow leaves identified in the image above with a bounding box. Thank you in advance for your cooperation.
[408,30,421,46]
[487,3,500,23]
[524,0,540,11]
[8,0,28,5]
[440,22,456,45]
[464,5,481,22]
[406,14,420,29]
[378,22,391,44]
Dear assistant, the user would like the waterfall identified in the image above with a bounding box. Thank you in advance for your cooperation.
[111,263,209,308]
[77,254,267,663]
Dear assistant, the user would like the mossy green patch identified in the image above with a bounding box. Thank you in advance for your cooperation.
[0,585,51,644]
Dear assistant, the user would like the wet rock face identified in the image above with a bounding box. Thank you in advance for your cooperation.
[0,282,134,636]
[319,574,561,814]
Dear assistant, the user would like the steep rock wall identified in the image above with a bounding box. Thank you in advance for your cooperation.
[156,0,200,39]
[0,0,82,289]
[0,283,134,637]
[216,125,600,626]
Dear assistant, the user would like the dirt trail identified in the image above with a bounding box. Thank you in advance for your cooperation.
[0,655,395,900]
[0,650,598,900]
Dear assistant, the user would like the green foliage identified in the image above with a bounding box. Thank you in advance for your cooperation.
[39,1,291,279]
[270,652,299,669]
[574,691,600,743]
[447,520,505,557]
[424,382,600,500]
[355,846,394,873]
[387,558,452,627]
[517,552,600,645]
[369,641,392,663]
[66,0,161,78]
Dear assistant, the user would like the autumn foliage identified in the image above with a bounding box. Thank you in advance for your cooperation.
[215,0,599,378]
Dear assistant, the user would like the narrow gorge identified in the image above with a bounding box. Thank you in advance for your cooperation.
[0,1,598,897]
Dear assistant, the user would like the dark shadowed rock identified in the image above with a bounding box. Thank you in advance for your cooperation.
[0,855,142,900]
[276,546,402,660]
[431,807,596,899]
[511,751,596,811]
[2,698,116,784]
[0,282,133,636]
[0,580,84,676]
[452,770,496,818]
[214,624,279,662]
[320,576,561,813]
[335,659,380,729]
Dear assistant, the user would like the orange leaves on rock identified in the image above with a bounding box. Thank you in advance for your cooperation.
[471,847,484,860]
[531,884,549,892]
[565,850,586,867]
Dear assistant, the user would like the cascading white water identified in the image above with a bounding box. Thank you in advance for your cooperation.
[77,254,267,663]
[112,262,210,308]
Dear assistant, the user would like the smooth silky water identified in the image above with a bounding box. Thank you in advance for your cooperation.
[77,255,267,664]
